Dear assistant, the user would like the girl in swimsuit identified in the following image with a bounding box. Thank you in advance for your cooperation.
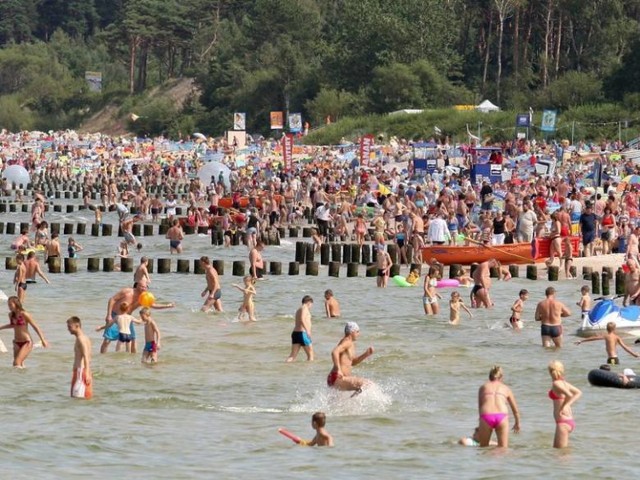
[548,360,581,448]
[0,296,48,368]
[477,366,521,448]
[422,267,442,316]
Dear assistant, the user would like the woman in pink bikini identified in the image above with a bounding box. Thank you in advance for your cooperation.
[0,296,48,368]
[548,360,581,448]
[477,365,521,447]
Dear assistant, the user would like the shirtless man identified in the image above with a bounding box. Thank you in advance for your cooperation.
[200,256,222,312]
[375,244,393,288]
[249,240,265,280]
[67,316,92,400]
[24,251,50,285]
[13,254,28,302]
[101,283,174,353]
[535,286,571,348]
[133,257,151,288]
[471,259,499,308]
[326,322,374,392]
[324,289,341,318]
[166,219,184,254]
[45,232,61,261]
[286,295,314,362]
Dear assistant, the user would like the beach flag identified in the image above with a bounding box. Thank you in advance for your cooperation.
[130,113,140,122]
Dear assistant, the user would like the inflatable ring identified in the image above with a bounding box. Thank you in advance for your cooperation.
[436,279,460,288]
[588,368,640,389]
[392,275,414,287]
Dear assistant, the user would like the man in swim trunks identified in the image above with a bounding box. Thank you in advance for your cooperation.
[67,316,92,400]
[471,258,499,308]
[13,253,28,303]
[200,256,223,312]
[286,295,314,362]
[535,286,571,348]
[327,322,374,392]
[166,219,184,254]
[101,283,174,354]
[25,251,50,285]
[375,243,393,288]
[133,257,151,288]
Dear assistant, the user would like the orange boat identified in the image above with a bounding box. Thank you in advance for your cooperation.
[218,195,283,210]
[420,236,581,265]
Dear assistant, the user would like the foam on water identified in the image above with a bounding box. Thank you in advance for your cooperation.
[288,382,393,416]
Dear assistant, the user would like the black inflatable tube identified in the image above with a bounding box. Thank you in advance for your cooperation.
[588,369,640,389]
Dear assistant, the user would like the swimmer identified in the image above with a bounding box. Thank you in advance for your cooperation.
[375,244,393,288]
[575,321,639,365]
[311,228,323,253]
[509,289,528,332]
[133,257,151,288]
[327,322,374,393]
[477,366,521,448]
[100,302,142,353]
[449,291,472,325]
[166,219,184,254]
[423,266,442,315]
[471,259,500,308]
[576,285,592,322]
[405,269,420,286]
[286,295,314,362]
[200,256,223,312]
[0,296,48,368]
[458,427,497,447]
[548,360,581,448]
[67,237,83,258]
[324,289,341,318]
[306,412,333,447]
[24,251,50,285]
[535,286,571,348]
[67,316,92,399]
[140,308,161,363]
[233,275,257,322]
[13,254,28,303]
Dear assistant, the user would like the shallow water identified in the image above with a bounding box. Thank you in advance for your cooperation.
[0,205,638,478]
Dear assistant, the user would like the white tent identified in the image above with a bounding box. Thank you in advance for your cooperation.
[476,100,500,113]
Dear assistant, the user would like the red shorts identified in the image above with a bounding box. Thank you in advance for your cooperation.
[327,370,339,387]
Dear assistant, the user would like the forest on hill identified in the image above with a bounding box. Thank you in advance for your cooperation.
[2,0,640,139]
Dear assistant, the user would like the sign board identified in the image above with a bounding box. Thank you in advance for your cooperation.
[359,134,375,167]
[85,71,102,92]
[412,142,439,176]
[540,110,557,132]
[270,111,284,130]
[516,114,530,128]
[282,133,294,171]
[288,113,302,133]
[233,113,246,131]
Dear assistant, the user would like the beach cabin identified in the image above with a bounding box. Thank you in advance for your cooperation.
[470,147,503,185]
[410,142,439,178]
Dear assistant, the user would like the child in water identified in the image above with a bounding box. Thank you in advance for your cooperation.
[575,321,640,365]
[233,275,257,321]
[303,412,333,447]
[509,289,528,331]
[405,268,420,286]
[67,237,84,258]
[140,307,161,363]
[449,291,472,325]
[324,289,341,318]
[577,285,592,322]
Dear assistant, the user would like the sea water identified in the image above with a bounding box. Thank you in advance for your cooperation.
[0,206,637,479]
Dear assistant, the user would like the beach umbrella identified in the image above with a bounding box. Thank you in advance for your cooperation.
[2,164,30,187]
[197,161,230,188]
[621,175,640,185]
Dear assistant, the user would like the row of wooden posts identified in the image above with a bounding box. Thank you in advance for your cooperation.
[1,252,626,292]
[6,181,197,199]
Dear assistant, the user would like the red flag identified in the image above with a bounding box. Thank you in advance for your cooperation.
[360,134,374,167]
[282,133,294,171]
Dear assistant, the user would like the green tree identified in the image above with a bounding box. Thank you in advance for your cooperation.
[545,71,602,109]
[0,0,38,45]
[370,63,422,113]
[36,0,98,40]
